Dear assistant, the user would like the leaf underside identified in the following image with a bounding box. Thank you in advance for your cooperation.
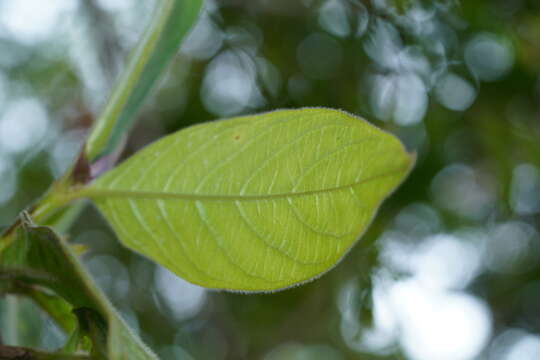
[0,217,157,359]
[88,108,414,291]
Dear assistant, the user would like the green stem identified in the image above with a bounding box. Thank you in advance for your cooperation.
[85,0,203,161]
[0,183,81,252]
[84,2,169,160]
[0,0,203,247]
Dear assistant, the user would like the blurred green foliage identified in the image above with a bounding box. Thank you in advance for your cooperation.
[1,0,540,359]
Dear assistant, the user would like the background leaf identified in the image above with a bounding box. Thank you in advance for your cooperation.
[85,0,204,160]
[0,215,158,360]
[86,108,414,291]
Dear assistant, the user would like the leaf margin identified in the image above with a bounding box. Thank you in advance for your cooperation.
[83,107,415,292]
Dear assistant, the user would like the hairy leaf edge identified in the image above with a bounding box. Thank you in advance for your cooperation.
[80,107,416,293]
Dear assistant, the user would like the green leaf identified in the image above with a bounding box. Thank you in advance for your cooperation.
[24,288,78,334]
[0,214,157,360]
[86,108,415,292]
[85,0,204,160]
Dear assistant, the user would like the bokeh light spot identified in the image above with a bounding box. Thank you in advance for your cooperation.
[155,266,206,321]
[201,50,262,116]
[318,0,352,38]
[510,164,540,215]
[435,73,476,111]
[465,33,514,82]
[0,98,49,154]
[0,0,76,44]
[484,221,540,274]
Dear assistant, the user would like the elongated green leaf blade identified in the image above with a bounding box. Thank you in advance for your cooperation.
[0,215,157,360]
[86,0,203,160]
[87,108,414,291]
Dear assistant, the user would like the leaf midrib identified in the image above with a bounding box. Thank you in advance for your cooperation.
[80,165,410,202]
